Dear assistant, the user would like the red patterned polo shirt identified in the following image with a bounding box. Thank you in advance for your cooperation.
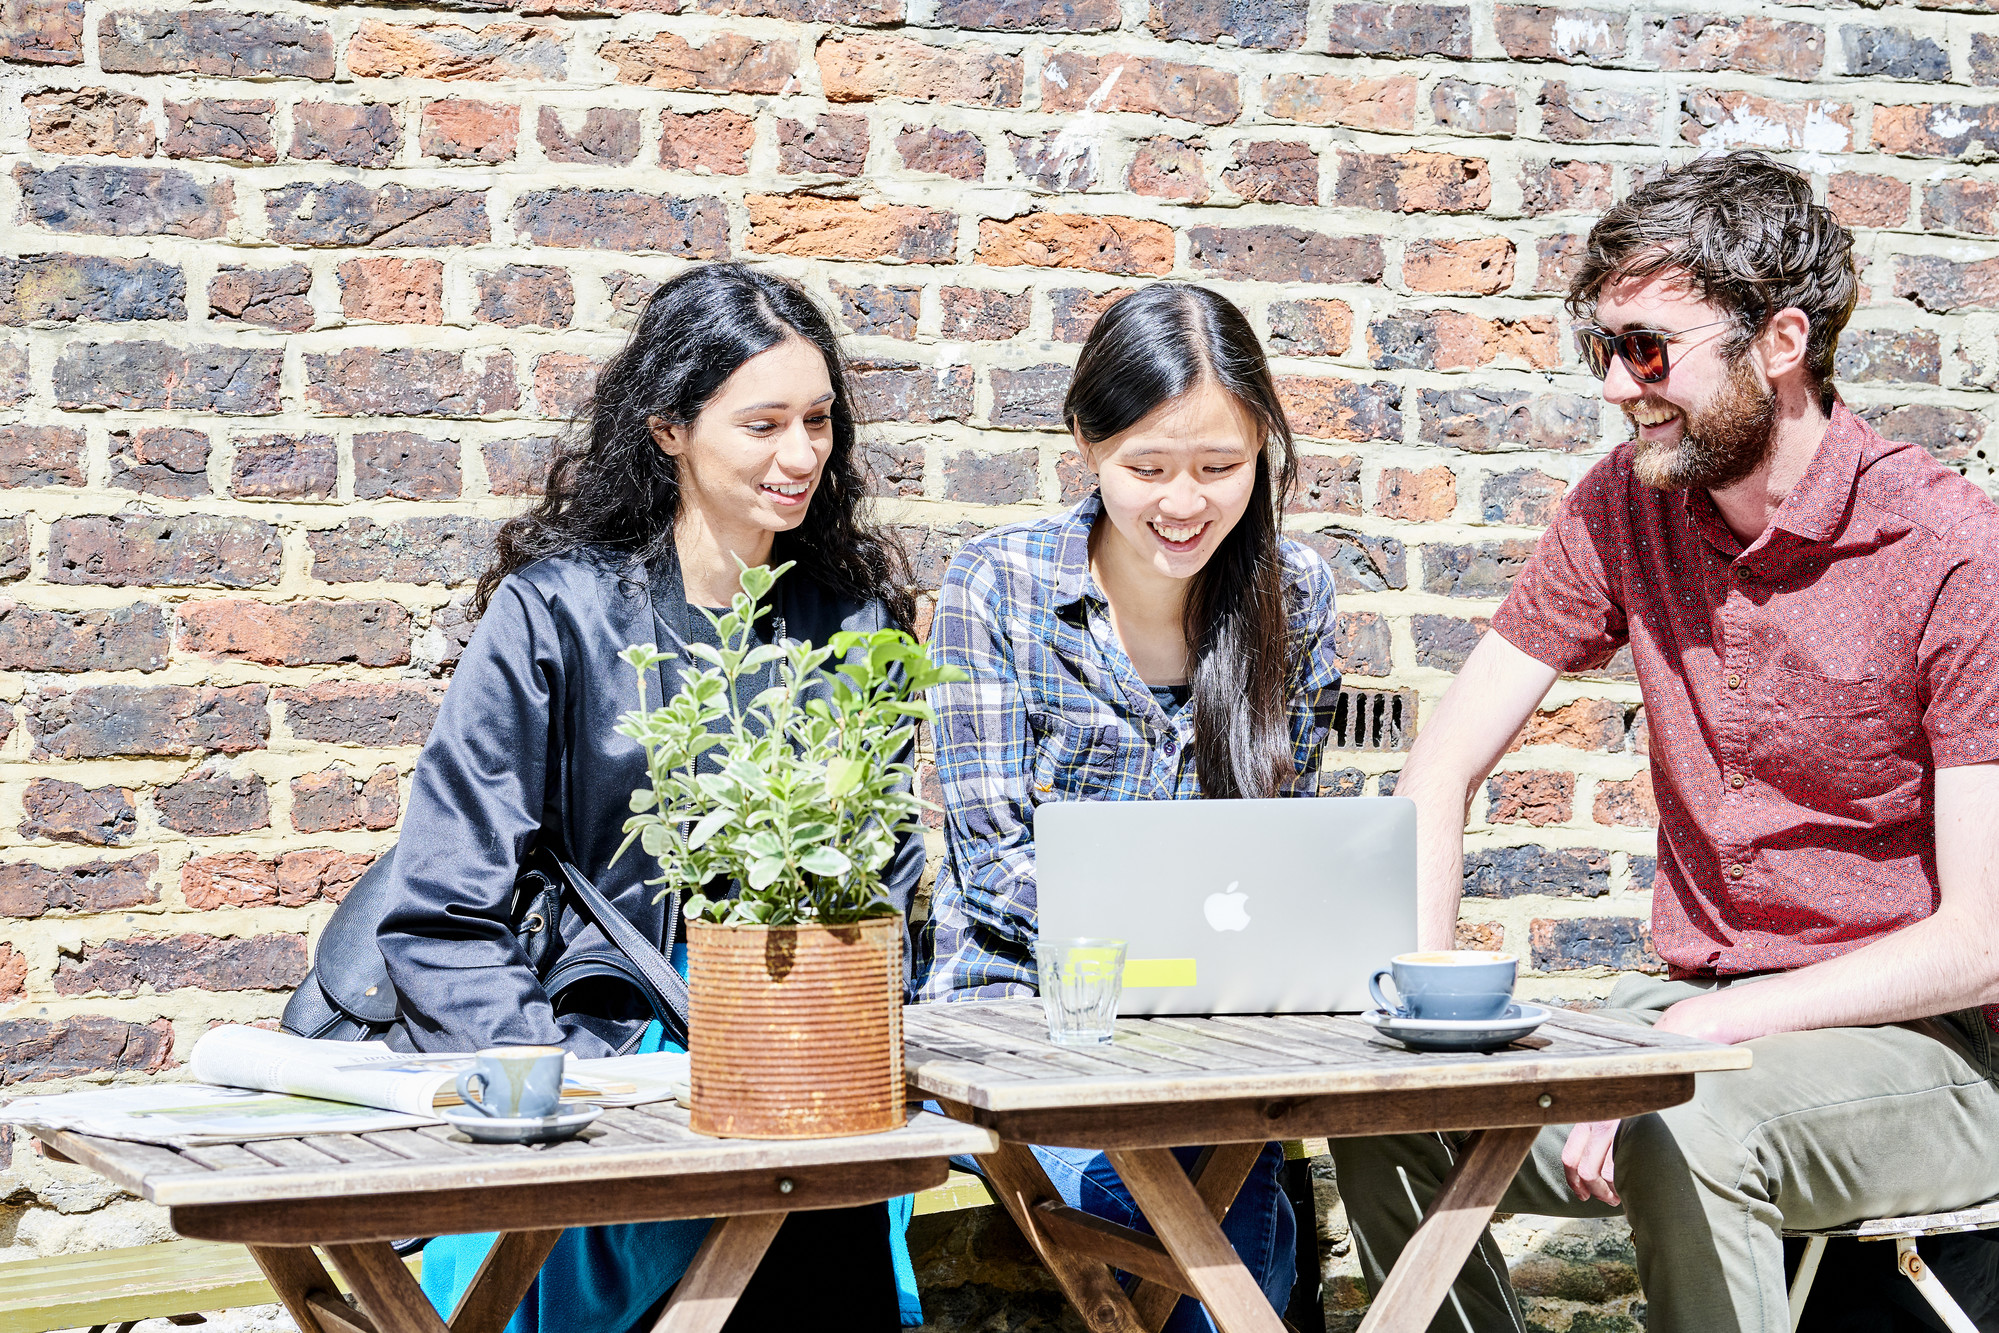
[1492,404,1999,997]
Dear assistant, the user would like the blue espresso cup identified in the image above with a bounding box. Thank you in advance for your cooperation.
[454,1045,566,1119]
[1368,951,1518,1021]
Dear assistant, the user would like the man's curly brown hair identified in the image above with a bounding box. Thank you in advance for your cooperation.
[1568,151,1860,412]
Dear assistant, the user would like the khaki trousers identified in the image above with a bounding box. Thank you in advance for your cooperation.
[1330,974,1999,1333]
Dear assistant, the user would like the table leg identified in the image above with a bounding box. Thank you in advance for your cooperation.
[324,1243,450,1333]
[1107,1149,1286,1333]
[649,1212,787,1333]
[447,1230,563,1333]
[248,1245,363,1333]
[1127,1142,1264,1333]
[977,1139,1146,1333]
[1353,1125,1540,1333]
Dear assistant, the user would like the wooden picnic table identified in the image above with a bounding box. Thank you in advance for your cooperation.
[26,1103,997,1333]
[905,999,1752,1333]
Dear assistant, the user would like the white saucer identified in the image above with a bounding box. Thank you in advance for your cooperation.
[1361,1003,1551,1052]
[441,1102,603,1144]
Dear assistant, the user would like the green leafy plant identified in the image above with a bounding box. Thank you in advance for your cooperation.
[614,562,964,926]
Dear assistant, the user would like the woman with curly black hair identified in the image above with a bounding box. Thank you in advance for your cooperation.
[374,262,917,1333]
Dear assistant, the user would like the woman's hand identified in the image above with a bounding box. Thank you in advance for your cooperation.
[1560,1119,1621,1204]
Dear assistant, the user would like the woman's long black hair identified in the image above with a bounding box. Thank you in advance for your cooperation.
[1063,283,1299,801]
[475,262,914,629]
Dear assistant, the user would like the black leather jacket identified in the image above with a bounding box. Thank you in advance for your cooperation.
[375,545,922,1057]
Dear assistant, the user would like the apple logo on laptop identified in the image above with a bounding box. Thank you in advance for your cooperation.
[1203,882,1250,932]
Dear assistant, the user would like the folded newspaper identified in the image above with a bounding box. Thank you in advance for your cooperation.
[0,1027,691,1146]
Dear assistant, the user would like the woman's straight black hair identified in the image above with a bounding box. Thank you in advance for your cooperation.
[474,262,913,629]
[1062,283,1299,800]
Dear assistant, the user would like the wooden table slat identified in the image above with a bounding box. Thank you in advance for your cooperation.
[1106,1021,1301,1072]
[935,1005,1211,1076]
[180,1144,293,1174]
[909,1009,1144,1079]
[241,1138,349,1171]
[312,1134,419,1166]
[1155,1015,1395,1067]
[361,1129,472,1159]
[595,1107,682,1143]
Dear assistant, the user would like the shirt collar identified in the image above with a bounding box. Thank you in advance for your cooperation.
[1050,491,1102,611]
[1767,401,1866,544]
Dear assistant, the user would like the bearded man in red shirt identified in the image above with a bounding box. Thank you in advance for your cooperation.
[1334,150,1999,1333]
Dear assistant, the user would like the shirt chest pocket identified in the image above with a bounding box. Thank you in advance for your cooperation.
[1030,719,1122,801]
[1756,668,1905,788]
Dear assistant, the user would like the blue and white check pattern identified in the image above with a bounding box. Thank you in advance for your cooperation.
[915,493,1345,1001]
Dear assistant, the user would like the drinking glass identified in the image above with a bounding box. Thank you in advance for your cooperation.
[1034,937,1127,1046]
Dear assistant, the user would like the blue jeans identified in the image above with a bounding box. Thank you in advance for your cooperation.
[948,1130,1295,1333]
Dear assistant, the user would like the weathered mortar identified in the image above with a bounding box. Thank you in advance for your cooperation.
[2,0,1995,1324]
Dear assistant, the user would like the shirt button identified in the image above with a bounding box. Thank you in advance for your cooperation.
[1727,863,1745,879]
[1729,773,1745,789]
[1726,673,1742,689]
[1162,738,1177,756]
[1733,566,1749,580]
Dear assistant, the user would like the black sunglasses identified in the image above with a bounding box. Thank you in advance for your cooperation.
[1573,319,1733,384]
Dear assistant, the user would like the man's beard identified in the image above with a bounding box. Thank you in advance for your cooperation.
[1629,354,1777,492]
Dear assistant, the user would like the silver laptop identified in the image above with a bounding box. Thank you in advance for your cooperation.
[1034,797,1417,1015]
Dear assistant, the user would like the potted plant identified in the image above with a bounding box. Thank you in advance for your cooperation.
[616,562,961,1139]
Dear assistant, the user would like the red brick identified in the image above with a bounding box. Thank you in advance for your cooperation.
[163,97,275,163]
[1874,105,1999,159]
[1680,90,1853,152]
[1831,173,1912,229]
[1187,227,1383,284]
[55,932,307,996]
[182,850,373,910]
[0,946,23,1003]
[538,106,640,166]
[1294,528,1407,593]
[1485,769,1574,825]
[851,360,974,424]
[937,0,1117,29]
[421,100,517,162]
[864,440,924,498]
[1520,699,1625,752]
[19,778,136,846]
[1223,141,1318,205]
[27,684,268,759]
[511,190,726,256]
[25,87,152,156]
[1977,33,1999,86]
[306,348,517,418]
[1639,15,1825,80]
[1,253,184,324]
[1263,73,1416,131]
[1040,53,1240,127]
[818,33,1022,107]
[0,341,22,406]
[944,448,1039,504]
[1534,233,1587,294]
[292,101,400,168]
[1050,287,1134,341]
[989,364,1068,430]
[0,425,82,487]
[16,163,233,239]
[349,20,566,80]
[1456,923,1505,952]
[1481,468,1568,524]
[157,763,270,837]
[1148,0,1305,48]
[1421,611,1495,674]
[356,431,462,499]
[1834,328,1940,385]
[181,599,412,668]
[280,682,443,748]
[661,109,756,174]
[977,213,1171,275]
[290,765,401,834]
[1530,918,1661,972]
[1,1014,175,1085]
[1403,238,1515,295]
[1432,79,1517,136]
[834,282,919,339]
[53,341,279,413]
[0,602,169,672]
[231,433,336,501]
[1278,376,1403,442]
[1375,465,1456,521]
[1127,137,1207,202]
[1495,5,1626,61]
[476,265,573,329]
[1370,311,1559,371]
[941,287,1030,340]
[0,518,25,583]
[0,854,156,918]
[309,517,504,586]
[484,437,553,496]
[338,256,444,325]
[779,113,869,176]
[1895,255,1999,312]
[1539,82,1657,143]
[49,515,281,587]
[1519,160,1615,216]
[1267,300,1352,358]
[682,0,902,18]
[1008,131,1096,193]
[1334,151,1490,212]
[1424,539,1537,597]
[1325,4,1470,56]
[749,195,955,263]
[600,31,794,92]
[209,264,313,333]
[98,9,331,78]
[265,181,487,248]
[3,0,81,64]
[533,352,599,420]
[1594,772,1657,827]
[1419,386,1597,451]
[1289,455,1361,515]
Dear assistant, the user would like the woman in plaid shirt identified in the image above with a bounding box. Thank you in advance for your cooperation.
[916,283,1345,1330]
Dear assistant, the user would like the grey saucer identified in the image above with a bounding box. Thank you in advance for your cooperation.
[441,1102,603,1144]
[1361,1002,1551,1053]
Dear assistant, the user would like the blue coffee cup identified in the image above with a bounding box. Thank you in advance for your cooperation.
[454,1045,565,1119]
[1368,951,1517,1021]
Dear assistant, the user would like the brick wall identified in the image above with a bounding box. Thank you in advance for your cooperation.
[1,0,1995,1308]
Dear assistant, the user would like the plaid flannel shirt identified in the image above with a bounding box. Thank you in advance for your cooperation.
[915,493,1345,1001]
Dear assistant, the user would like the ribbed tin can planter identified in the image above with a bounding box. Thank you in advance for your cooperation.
[686,916,904,1139]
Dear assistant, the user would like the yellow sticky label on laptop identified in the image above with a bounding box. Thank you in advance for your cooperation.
[1123,958,1197,988]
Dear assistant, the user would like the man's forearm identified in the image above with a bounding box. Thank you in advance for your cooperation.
[1399,761,1471,952]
